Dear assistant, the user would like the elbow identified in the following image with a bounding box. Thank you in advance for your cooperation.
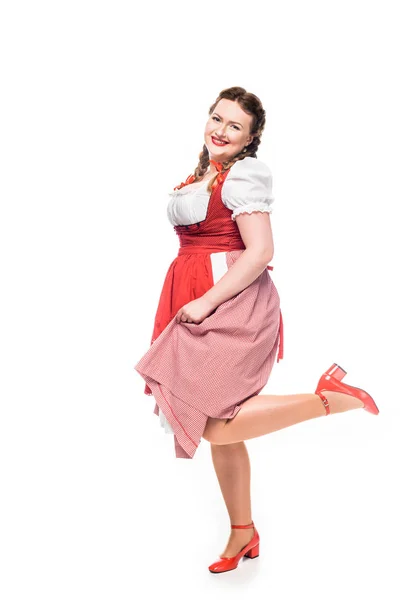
[262,243,274,265]
[259,245,274,265]
[261,252,274,266]
[250,248,274,266]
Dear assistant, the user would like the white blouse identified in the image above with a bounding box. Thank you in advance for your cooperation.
[167,156,275,226]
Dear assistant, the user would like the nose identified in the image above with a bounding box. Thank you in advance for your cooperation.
[215,127,228,140]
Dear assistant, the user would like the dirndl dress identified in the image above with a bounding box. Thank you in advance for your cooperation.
[134,156,284,459]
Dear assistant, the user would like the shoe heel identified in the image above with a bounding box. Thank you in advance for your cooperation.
[245,543,259,559]
[326,363,347,382]
[316,363,347,416]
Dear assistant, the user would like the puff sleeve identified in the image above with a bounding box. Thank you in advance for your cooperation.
[221,156,275,221]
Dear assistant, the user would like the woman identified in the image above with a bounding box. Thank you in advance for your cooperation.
[134,86,379,574]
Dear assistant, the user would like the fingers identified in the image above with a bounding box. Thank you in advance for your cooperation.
[176,313,192,324]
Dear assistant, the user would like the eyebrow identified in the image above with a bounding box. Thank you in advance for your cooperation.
[213,112,243,128]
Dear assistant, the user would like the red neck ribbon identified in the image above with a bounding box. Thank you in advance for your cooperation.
[174,160,225,191]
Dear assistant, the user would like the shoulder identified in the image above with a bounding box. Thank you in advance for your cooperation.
[226,156,273,180]
[221,157,275,221]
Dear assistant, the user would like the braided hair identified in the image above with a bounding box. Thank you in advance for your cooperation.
[186,86,267,194]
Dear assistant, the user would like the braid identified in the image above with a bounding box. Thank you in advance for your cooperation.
[177,86,267,194]
[193,145,210,180]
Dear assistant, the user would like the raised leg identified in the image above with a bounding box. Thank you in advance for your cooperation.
[210,442,255,558]
[203,391,364,446]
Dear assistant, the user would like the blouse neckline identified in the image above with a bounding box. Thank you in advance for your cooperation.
[170,160,225,196]
[168,175,213,197]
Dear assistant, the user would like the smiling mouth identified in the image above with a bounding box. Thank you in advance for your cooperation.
[211,136,229,146]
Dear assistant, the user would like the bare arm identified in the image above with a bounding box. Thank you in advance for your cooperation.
[202,211,274,310]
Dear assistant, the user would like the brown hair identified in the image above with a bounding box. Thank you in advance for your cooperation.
[191,86,266,194]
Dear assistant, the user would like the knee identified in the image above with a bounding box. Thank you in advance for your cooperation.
[202,417,227,445]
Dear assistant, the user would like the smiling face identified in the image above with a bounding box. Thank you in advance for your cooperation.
[204,98,255,164]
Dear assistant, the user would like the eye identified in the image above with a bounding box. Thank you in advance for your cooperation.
[212,116,239,130]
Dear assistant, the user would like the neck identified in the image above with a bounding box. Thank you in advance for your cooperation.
[209,159,224,174]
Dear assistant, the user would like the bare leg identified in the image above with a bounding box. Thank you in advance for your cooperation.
[210,442,255,558]
[203,391,364,445]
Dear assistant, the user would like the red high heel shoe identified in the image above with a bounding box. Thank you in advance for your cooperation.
[208,521,260,574]
[315,363,379,416]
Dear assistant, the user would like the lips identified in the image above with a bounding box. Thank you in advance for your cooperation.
[211,136,229,146]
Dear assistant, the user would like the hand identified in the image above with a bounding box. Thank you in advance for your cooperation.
[175,296,216,325]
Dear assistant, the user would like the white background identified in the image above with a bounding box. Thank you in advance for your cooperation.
[1,1,399,598]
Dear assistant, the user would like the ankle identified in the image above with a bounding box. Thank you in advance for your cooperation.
[230,525,254,537]
[320,391,364,414]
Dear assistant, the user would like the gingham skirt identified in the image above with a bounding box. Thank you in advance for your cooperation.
[134,249,281,459]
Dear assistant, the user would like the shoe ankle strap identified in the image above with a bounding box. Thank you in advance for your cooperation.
[231,521,254,529]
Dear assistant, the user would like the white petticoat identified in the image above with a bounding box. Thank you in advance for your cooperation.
[159,407,174,434]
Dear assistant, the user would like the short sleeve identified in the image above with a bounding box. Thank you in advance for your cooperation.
[221,156,275,221]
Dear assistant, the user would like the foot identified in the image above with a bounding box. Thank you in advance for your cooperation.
[219,526,255,559]
[318,390,364,413]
